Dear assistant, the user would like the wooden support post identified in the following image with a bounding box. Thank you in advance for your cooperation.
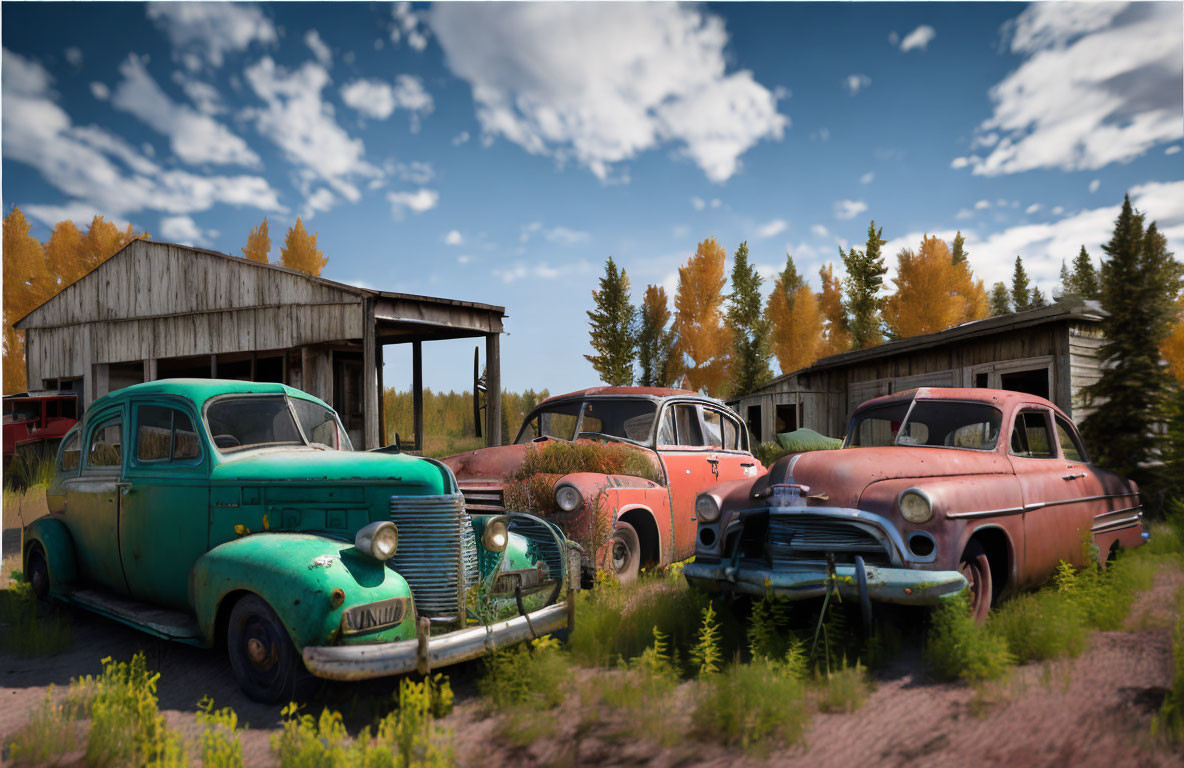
[377,342,386,447]
[143,358,157,382]
[412,341,423,452]
[362,299,379,450]
[485,333,501,447]
[249,353,256,382]
[210,354,217,379]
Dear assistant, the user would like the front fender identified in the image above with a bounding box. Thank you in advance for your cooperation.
[22,516,77,593]
[192,533,416,650]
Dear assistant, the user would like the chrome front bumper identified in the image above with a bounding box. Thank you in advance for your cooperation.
[302,601,571,681]
[684,560,967,606]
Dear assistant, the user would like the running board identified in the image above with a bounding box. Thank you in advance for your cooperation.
[66,588,205,645]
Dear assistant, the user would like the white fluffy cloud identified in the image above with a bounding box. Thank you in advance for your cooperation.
[341,75,433,128]
[843,74,871,95]
[146,2,276,68]
[493,259,594,284]
[833,199,868,220]
[304,30,331,66]
[90,81,109,101]
[159,214,216,246]
[387,188,438,218]
[443,229,463,246]
[860,171,874,184]
[2,48,283,226]
[391,2,429,52]
[1089,179,1101,194]
[302,188,336,219]
[429,3,787,182]
[112,55,258,167]
[960,3,1182,177]
[545,226,590,246]
[756,218,788,238]
[896,25,936,52]
[244,57,378,203]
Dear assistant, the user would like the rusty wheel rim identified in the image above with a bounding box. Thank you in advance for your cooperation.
[611,538,629,572]
[959,559,985,616]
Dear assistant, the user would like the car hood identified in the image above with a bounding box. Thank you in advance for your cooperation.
[210,447,449,493]
[756,446,1013,508]
[440,443,531,485]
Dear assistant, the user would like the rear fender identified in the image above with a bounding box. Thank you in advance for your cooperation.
[22,516,77,593]
[192,533,416,649]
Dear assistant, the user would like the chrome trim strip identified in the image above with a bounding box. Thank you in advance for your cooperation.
[1093,504,1142,520]
[1091,514,1143,533]
[946,505,1025,520]
[947,491,1140,520]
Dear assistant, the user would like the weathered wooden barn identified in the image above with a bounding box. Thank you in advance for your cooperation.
[733,298,1106,443]
[14,239,507,450]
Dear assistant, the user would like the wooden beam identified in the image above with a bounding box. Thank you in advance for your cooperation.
[143,358,157,382]
[377,342,386,447]
[485,333,501,446]
[362,299,379,450]
[210,354,217,378]
[412,341,423,452]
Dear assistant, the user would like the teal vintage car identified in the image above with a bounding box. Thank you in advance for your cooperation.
[21,379,575,702]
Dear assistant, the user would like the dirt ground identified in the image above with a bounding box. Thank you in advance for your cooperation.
[3,498,1184,767]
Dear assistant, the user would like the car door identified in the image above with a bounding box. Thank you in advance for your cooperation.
[62,406,130,594]
[1052,414,1118,548]
[119,400,211,610]
[658,401,724,560]
[1009,406,1082,583]
[701,406,761,484]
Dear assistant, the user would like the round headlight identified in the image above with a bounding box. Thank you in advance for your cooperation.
[483,517,509,553]
[899,489,933,524]
[555,484,583,512]
[696,494,720,523]
[355,521,399,561]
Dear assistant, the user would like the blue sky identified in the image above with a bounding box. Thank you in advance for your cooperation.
[4,2,1183,395]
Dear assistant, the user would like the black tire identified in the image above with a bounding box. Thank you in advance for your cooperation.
[958,541,994,623]
[609,521,641,585]
[226,595,312,704]
[25,544,50,602]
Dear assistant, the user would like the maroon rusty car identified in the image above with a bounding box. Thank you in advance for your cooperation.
[443,387,764,582]
[3,391,79,471]
[684,387,1146,619]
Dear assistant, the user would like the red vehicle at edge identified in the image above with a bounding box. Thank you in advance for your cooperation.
[3,391,80,471]
[443,387,765,582]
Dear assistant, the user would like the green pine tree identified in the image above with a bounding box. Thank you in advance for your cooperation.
[1011,256,1031,312]
[1080,196,1184,483]
[1030,286,1048,308]
[989,282,1011,315]
[841,220,888,349]
[1056,260,1072,300]
[1071,245,1100,300]
[585,257,637,386]
[727,241,773,395]
[637,284,676,387]
[951,230,968,265]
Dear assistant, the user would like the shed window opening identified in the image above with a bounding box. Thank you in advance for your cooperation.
[847,400,1002,451]
[206,396,304,452]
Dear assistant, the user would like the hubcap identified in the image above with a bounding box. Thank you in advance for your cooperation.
[242,617,279,673]
[247,637,268,664]
[612,539,628,571]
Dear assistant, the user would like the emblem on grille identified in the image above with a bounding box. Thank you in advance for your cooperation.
[340,597,408,635]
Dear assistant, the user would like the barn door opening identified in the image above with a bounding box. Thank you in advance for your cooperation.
[332,351,364,448]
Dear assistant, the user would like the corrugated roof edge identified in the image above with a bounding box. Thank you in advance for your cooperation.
[15,238,506,328]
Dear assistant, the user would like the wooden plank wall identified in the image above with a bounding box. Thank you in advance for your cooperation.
[1068,322,1105,421]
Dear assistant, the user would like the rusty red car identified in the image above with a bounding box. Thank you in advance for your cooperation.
[3,391,79,471]
[684,387,1146,620]
[443,387,764,582]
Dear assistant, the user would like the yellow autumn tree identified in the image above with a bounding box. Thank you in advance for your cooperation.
[3,208,52,393]
[766,281,822,376]
[280,217,327,276]
[883,235,989,339]
[1164,294,1184,383]
[817,263,851,356]
[45,216,147,290]
[672,237,731,396]
[242,218,271,263]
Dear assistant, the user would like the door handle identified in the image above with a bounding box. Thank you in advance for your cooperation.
[1061,473,1085,480]
[114,481,132,495]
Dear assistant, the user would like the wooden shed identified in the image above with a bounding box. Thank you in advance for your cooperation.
[732,298,1106,443]
[14,239,507,450]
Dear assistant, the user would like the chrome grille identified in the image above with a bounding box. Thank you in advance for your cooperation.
[388,493,478,619]
[460,485,506,514]
[507,516,566,581]
[768,515,888,565]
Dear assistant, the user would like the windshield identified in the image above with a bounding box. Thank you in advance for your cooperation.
[845,399,1002,451]
[206,395,350,453]
[515,398,658,445]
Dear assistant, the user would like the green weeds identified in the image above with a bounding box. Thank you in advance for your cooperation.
[691,658,808,754]
[924,592,1014,683]
[0,573,72,657]
[1152,587,1184,744]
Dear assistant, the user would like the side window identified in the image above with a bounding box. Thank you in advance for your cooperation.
[60,430,81,472]
[135,405,202,464]
[674,404,704,447]
[1010,410,1055,459]
[87,419,123,469]
[1055,417,1087,462]
[702,410,724,448]
[721,414,739,450]
[657,410,677,446]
